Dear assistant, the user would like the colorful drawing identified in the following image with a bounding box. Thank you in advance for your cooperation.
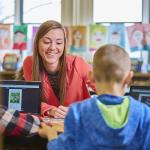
[70,26,87,53]
[89,24,108,51]
[0,24,11,49]
[64,26,70,53]
[143,24,150,51]
[127,24,144,51]
[108,23,125,48]
[13,25,28,51]
[32,26,39,42]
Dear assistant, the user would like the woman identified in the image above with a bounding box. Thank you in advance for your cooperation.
[23,20,95,119]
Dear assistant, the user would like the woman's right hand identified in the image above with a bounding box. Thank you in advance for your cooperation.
[49,106,69,119]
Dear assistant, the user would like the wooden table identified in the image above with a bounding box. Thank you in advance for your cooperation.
[43,117,64,133]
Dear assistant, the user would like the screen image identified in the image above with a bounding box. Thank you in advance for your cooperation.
[0,81,41,114]
[8,88,22,110]
[139,94,150,106]
[130,86,150,107]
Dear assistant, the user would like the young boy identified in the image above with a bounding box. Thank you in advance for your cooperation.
[38,44,150,150]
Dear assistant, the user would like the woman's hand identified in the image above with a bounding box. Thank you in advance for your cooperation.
[49,106,69,119]
[38,122,57,141]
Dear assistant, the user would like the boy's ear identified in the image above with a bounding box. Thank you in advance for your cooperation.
[123,71,134,86]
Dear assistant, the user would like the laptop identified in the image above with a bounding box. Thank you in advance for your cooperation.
[0,80,41,114]
[129,85,150,107]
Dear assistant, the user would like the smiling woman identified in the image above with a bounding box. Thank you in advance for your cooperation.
[23,20,95,119]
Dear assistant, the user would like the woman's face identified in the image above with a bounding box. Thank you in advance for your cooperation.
[39,29,65,69]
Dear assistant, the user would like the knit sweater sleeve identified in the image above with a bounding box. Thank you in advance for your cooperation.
[0,106,41,136]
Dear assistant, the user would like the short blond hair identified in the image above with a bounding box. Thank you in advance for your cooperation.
[93,44,131,82]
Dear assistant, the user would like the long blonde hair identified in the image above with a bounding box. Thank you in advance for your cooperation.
[32,20,66,104]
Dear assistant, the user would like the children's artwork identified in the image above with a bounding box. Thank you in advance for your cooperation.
[64,26,70,53]
[127,24,144,52]
[0,24,11,49]
[143,24,150,51]
[32,26,39,43]
[13,25,28,51]
[31,26,39,50]
[70,26,87,53]
[89,24,108,51]
[108,23,125,48]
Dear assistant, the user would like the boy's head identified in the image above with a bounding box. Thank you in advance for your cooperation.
[93,44,132,85]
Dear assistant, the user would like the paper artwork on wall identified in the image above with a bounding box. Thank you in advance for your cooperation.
[143,24,150,51]
[70,26,87,53]
[89,24,108,51]
[64,26,70,53]
[31,26,39,49]
[108,23,125,48]
[127,24,144,52]
[0,24,11,49]
[13,25,28,51]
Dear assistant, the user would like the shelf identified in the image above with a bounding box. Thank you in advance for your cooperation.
[132,73,150,85]
[0,71,16,80]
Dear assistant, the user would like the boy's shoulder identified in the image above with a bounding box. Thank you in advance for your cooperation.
[129,96,150,123]
[69,96,98,116]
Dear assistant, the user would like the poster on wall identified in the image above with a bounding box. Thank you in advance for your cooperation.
[108,23,125,48]
[89,24,108,51]
[13,25,28,51]
[0,24,11,49]
[31,26,39,49]
[64,26,70,53]
[127,24,144,52]
[32,26,39,41]
[143,24,150,51]
[70,26,87,53]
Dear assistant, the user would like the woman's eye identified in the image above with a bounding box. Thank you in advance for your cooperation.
[44,41,50,44]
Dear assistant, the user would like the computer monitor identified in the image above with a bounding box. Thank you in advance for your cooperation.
[0,80,41,114]
[129,85,150,107]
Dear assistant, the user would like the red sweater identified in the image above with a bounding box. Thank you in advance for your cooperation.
[23,55,95,115]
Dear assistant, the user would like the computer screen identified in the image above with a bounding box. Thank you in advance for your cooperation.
[0,80,41,114]
[129,85,150,107]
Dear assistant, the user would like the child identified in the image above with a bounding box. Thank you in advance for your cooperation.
[38,44,150,150]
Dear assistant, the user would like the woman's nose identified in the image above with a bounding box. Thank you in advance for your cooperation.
[49,42,56,50]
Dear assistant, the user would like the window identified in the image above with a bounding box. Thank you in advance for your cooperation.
[93,0,142,23]
[0,0,14,23]
[23,0,61,23]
